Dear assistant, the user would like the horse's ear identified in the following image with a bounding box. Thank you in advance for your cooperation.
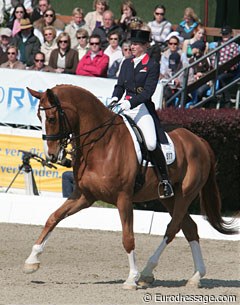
[27,87,43,99]
[46,88,56,105]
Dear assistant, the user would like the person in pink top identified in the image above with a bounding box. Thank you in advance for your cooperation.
[7,4,29,36]
[76,34,109,77]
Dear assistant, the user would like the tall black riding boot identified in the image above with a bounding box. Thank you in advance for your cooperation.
[150,145,174,199]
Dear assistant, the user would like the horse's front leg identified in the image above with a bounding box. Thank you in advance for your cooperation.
[23,194,93,274]
[117,193,140,290]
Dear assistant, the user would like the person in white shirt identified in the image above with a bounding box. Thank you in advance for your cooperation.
[74,28,89,60]
[107,40,132,78]
[104,31,123,69]
[65,7,91,49]
[148,4,172,47]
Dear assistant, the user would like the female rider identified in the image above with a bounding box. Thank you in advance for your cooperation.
[111,29,174,199]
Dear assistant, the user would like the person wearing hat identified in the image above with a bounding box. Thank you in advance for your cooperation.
[12,17,41,67]
[110,29,174,199]
[160,33,188,83]
[0,28,12,65]
[212,25,239,104]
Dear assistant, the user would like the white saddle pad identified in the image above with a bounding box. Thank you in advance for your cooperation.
[122,115,175,166]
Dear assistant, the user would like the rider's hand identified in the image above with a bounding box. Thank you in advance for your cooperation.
[110,96,118,104]
[120,100,131,111]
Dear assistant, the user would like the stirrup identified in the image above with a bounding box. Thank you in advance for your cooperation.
[158,180,174,199]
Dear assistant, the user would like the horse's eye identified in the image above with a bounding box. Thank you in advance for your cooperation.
[48,117,56,124]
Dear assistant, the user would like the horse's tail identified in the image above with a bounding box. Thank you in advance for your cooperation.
[200,142,239,235]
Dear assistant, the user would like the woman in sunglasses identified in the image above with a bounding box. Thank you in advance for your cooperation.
[147,4,172,46]
[160,32,190,106]
[33,8,65,44]
[74,28,89,60]
[7,4,29,36]
[48,32,79,74]
[40,25,58,65]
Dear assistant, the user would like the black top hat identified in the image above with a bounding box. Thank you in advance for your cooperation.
[221,25,232,35]
[130,30,151,43]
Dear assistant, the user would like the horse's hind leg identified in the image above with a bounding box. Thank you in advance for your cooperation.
[181,214,206,287]
[23,194,93,274]
[139,195,196,286]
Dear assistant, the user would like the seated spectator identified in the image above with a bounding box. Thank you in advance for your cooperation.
[0,27,12,64]
[160,32,190,106]
[48,32,79,74]
[118,0,137,40]
[104,31,123,70]
[186,47,212,107]
[76,34,109,77]
[12,18,41,67]
[11,0,38,15]
[62,171,74,198]
[147,4,172,50]
[0,45,25,69]
[107,40,132,78]
[182,24,208,59]
[176,7,199,40]
[65,7,91,49]
[211,25,239,105]
[40,25,57,65]
[27,51,55,71]
[7,3,29,36]
[92,10,123,50]
[84,0,108,33]
[30,0,50,23]
[33,8,64,44]
[74,28,89,60]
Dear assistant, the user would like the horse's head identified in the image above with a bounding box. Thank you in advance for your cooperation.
[27,87,72,163]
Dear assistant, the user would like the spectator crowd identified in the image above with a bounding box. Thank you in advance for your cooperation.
[0,0,239,108]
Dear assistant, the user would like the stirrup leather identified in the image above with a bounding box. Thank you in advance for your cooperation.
[158,180,174,199]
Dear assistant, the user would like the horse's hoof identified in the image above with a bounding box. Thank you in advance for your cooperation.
[122,282,137,290]
[186,279,201,288]
[23,263,40,274]
[186,271,201,288]
[138,275,155,287]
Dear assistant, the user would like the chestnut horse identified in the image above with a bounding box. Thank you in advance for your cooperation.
[24,85,236,290]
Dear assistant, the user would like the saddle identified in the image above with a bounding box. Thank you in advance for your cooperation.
[123,114,175,192]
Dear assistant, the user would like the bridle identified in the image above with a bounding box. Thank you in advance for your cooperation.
[39,89,121,159]
[39,89,73,152]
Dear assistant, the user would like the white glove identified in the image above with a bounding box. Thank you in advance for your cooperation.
[110,96,118,103]
[119,100,131,111]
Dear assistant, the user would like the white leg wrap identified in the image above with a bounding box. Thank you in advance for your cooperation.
[123,251,140,289]
[189,240,206,277]
[25,233,50,264]
[143,236,168,275]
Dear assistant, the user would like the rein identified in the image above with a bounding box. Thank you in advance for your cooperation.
[40,89,121,153]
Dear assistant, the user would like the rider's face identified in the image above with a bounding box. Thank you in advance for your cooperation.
[131,42,147,57]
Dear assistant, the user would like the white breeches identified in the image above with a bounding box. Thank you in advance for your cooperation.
[124,103,157,151]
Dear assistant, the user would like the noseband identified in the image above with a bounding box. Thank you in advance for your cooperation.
[39,89,72,149]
